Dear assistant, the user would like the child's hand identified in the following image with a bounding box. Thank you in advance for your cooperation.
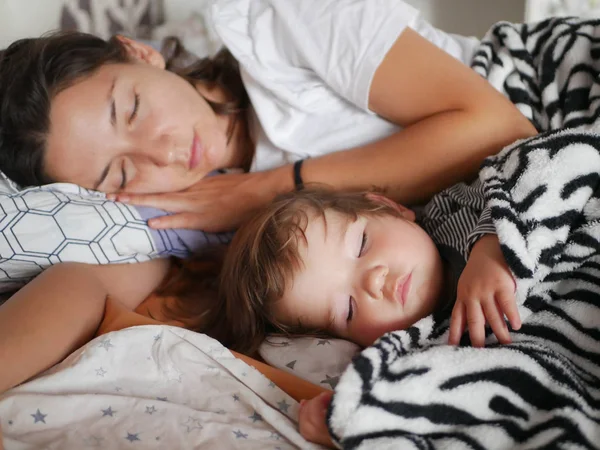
[449,234,521,347]
[298,391,335,448]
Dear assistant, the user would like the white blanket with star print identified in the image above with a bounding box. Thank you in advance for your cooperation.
[0,325,323,450]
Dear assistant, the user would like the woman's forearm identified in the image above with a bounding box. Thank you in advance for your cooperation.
[301,107,536,205]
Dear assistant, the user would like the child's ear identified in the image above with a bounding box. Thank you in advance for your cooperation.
[116,35,165,69]
[366,192,416,221]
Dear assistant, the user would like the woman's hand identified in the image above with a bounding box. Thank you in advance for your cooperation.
[449,234,521,347]
[112,167,292,232]
[299,391,335,448]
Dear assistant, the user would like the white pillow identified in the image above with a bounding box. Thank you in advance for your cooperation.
[259,336,360,389]
[0,172,233,293]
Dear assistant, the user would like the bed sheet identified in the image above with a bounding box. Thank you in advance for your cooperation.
[0,325,323,450]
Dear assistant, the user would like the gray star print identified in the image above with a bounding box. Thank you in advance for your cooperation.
[285,360,297,370]
[125,432,140,442]
[98,338,114,351]
[277,399,290,413]
[101,407,116,417]
[320,374,340,389]
[232,394,240,402]
[317,339,331,346]
[233,429,248,439]
[95,367,107,377]
[181,417,203,433]
[270,431,282,441]
[145,406,157,415]
[31,409,47,424]
[248,411,263,423]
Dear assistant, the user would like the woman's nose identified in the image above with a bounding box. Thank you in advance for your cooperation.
[139,134,188,167]
[362,265,388,299]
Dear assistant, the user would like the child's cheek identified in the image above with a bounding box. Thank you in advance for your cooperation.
[352,319,399,346]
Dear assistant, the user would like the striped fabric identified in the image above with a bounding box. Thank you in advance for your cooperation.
[327,17,600,449]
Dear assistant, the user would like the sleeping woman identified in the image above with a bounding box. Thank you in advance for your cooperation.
[0,0,535,395]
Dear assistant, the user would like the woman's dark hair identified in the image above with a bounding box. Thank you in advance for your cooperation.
[0,31,249,187]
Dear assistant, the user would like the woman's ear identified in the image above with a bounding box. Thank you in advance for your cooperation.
[365,192,416,221]
[116,35,165,69]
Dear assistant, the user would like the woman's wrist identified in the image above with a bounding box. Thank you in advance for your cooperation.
[264,164,296,197]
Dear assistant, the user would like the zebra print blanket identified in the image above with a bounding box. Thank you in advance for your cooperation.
[327,18,600,449]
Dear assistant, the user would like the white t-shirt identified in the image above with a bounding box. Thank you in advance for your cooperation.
[211,0,479,172]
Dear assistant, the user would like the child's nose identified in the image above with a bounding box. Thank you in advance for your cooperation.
[363,265,388,299]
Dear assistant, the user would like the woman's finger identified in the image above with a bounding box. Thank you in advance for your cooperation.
[466,301,486,347]
[482,297,511,344]
[113,192,194,212]
[497,290,521,330]
[448,302,466,345]
[148,212,209,230]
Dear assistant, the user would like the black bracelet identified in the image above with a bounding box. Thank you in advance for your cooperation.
[293,159,305,191]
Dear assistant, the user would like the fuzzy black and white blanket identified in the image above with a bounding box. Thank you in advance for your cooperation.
[328,18,600,449]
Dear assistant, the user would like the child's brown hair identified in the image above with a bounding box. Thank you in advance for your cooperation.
[219,188,404,355]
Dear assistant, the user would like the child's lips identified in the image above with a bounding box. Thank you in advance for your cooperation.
[394,273,412,306]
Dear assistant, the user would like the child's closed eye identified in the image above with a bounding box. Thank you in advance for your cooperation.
[347,296,356,322]
[358,231,367,257]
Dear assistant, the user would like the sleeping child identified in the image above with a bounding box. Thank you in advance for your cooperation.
[219,186,522,354]
[218,185,526,446]
[220,126,600,447]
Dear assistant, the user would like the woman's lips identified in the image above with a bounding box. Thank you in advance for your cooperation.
[189,132,202,169]
[394,273,412,306]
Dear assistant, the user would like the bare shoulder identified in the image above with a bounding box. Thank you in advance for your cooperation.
[36,258,172,311]
[88,258,172,309]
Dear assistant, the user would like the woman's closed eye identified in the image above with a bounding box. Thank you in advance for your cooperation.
[119,159,127,191]
[129,93,140,124]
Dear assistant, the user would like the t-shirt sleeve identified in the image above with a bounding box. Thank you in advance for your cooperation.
[421,180,492,262]
[270,0,419,111]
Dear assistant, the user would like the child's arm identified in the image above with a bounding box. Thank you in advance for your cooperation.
[448,234,521,347]
[0,259,169,394]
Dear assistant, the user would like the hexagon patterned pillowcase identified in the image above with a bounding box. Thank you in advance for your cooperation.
[0,172,233,293]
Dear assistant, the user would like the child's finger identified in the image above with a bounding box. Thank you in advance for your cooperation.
[466,301,486,347]
[317,390,334,408]
[298,393,334,447]
[482,298,511,344]
[497,290,521,330]
[448,302,466,345]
